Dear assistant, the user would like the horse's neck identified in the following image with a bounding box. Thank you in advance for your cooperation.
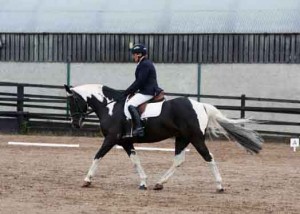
[87,100,103,121]
[87,96,122,122]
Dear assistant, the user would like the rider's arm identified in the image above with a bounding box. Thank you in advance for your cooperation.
[124,63,150,95]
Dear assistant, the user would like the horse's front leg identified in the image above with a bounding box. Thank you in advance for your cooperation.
[82,137,116,187]
[121,142,148,190]
[154,137,189,190]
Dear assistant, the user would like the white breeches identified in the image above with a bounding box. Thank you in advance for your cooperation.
[124,93,153,119]
[127,93,153,107]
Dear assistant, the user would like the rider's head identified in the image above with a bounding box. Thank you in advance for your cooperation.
[130,44,147,62]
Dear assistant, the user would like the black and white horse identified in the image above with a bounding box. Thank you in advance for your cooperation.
[65,84,263,191]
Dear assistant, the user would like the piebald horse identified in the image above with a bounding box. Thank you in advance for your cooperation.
[65,84,263,191]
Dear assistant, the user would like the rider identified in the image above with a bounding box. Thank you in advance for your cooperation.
[123,44,163,137]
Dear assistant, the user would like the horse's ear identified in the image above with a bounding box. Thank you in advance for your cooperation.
[64,84,73,94]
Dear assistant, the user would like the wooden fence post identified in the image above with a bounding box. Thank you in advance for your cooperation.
[66,60,71,117]
[197,63,201,102]
[17,85,24,132]
[241,94,246,118]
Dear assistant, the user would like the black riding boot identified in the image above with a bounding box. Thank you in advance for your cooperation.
[128,105,144,137]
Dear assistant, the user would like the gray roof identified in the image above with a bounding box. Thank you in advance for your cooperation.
[1,0,300,33]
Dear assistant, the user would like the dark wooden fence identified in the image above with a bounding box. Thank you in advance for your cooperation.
[1,33,300,63]
[0,82,300,137]
[0,82,100,135]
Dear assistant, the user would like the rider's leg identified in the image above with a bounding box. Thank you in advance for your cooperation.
[127,93,152,137]
[128,105,144,137]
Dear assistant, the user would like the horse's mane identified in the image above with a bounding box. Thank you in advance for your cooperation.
[102,85,123,101]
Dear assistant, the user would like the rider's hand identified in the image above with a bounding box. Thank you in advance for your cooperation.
[115,92,127,101]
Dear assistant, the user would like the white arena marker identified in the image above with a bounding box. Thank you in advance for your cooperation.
[8,142,79,148]
[115,145,190,152]
[290,138,299,152]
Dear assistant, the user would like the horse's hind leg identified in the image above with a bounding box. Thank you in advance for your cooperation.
[190,134,224,192]
[121,142,148,190]
[154,136,189,190]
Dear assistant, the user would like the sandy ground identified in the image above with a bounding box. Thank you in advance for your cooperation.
[0,134,299,214]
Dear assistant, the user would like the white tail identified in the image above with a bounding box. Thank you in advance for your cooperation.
[203,103,263,154]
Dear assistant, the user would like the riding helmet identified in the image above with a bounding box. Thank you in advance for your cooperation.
[130,44,147,56]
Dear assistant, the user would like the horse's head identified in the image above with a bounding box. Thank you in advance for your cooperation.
[64,84,89,129]
[64,84,124,128]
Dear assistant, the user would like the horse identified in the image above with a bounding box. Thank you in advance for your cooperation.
[64,84,263,192]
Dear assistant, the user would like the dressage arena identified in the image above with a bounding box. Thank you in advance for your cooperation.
[0,134,299,214]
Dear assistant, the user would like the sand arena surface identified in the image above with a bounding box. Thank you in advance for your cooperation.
[0,134,299,214]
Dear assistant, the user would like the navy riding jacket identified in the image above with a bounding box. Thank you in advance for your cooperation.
[124,58,162,96]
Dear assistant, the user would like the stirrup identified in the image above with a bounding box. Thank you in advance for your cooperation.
[132,127,144,137]
[122,133,133,138]
[122,128,144,138]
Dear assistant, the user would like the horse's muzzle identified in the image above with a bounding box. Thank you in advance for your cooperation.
[72,122,81,129]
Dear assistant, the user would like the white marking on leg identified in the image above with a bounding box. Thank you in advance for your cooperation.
[130,152,147,187]
[207,155,223,190]
[84,158,101,182]
[157,150,186,185]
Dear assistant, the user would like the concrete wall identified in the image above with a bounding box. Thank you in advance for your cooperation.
[70,63,198,94]
[200,64,300,133]
[0,62,67,113]
[201,64,300,99]
[1,62,299,133]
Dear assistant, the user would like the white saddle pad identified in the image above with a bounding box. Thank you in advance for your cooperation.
[124,100,165,119]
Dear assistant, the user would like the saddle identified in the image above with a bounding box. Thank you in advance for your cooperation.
[122,91,165,138]
[137,91,165,114]
[124,90,165,121]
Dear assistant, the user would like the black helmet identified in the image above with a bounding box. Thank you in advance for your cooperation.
[130,44,147,56]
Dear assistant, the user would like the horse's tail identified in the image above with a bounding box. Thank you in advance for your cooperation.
[203,103,263,154]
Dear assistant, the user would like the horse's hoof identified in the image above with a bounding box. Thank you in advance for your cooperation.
[82,181,92,188]
[153,183,164,190]
[216,188,225,193]
[139,185,147,190]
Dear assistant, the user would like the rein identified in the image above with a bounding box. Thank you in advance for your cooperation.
[105,94,127,106]
[71,109,94,118]
[105,99,119,106]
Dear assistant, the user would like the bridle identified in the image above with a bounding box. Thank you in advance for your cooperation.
[70,95,94,119]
